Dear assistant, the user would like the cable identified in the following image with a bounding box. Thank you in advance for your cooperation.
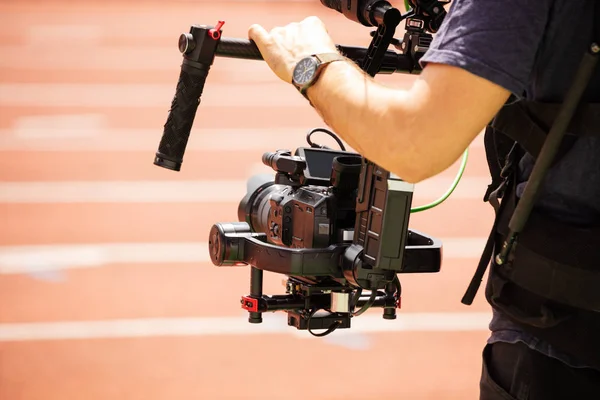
[306,128,346,150]
[307,309,342,337]
[392,275,402,302]
[352,290,378,317]
[410,148,469,213]
[350,287,363,309]
[304,127,470,213]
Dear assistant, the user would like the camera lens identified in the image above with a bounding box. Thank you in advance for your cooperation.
[238,174,283,234]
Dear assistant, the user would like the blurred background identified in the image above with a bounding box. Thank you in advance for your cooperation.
[0,0,496,399]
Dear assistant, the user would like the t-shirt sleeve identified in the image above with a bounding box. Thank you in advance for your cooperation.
[419,0,553,98]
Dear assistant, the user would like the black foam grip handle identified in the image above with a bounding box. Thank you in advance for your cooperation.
[154,62,208,171]
[320,0,342,12]
[216,38,263,60]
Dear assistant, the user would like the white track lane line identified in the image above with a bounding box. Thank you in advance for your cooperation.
[0,312,492,342]
[0,238,486,274]
[0,176,491,203]
[0,126,484,151]
[0,83,307,108]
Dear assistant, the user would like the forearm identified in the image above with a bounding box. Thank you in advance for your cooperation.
[306,59,429,183]
[249,16,508,183]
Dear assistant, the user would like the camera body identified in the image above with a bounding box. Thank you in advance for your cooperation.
[218,143,442,281]
[239,147,360,251]
[208,141,442,333]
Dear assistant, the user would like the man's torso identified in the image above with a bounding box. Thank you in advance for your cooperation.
[420,0,600,369]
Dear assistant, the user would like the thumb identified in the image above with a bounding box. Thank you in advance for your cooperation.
[247,24,287,83]
[248,24,271,55]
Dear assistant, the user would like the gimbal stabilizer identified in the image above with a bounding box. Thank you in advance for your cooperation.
[153,0,450,336]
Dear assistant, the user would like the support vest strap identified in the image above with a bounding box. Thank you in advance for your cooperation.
[495,195,600,312]
[491,100,600,159]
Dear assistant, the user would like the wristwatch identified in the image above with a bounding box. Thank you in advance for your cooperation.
[291,53,347,100]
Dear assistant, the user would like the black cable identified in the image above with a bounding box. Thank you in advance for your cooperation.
[306,128,346,151]
[393,275,402,302]
[307,309,342,337]
[350,288,363,310]
[352,290,378,317]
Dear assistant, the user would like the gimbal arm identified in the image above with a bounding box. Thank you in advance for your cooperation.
[216,37,415,74]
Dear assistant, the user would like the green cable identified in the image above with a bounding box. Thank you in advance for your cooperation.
[404,0,411,11]
[410,148,469,213]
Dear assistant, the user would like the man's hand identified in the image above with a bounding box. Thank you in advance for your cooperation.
[248,16,339,83]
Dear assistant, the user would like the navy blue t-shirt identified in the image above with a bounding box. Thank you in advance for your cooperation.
[420,0,600,368]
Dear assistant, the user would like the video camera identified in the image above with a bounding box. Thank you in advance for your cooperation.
[153,0,451,336]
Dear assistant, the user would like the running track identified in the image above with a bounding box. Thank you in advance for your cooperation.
[0,1,496,399]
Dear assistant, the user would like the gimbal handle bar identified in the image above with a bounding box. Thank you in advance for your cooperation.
[153,22,417,173]
[217,37,414,73]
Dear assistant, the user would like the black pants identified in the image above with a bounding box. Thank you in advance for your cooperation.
[479,342,600,399]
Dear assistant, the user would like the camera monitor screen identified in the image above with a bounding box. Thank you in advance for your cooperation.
[296,147,352,181]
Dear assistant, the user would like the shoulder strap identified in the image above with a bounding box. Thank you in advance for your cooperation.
[595,2,599,44]
[496,22,600,264]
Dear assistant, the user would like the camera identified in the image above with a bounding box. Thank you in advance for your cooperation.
[154,0,450,336]
[209,133,442,335]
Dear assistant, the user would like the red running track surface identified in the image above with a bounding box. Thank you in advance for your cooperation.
[0,1,495,399]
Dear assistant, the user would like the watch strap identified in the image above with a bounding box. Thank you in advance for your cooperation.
[297,52,347,100]
[314,52,347,65]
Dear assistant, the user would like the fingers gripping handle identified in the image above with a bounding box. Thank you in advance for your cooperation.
[154,24,222,171]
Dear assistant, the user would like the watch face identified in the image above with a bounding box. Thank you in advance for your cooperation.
[293,57,319,85]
